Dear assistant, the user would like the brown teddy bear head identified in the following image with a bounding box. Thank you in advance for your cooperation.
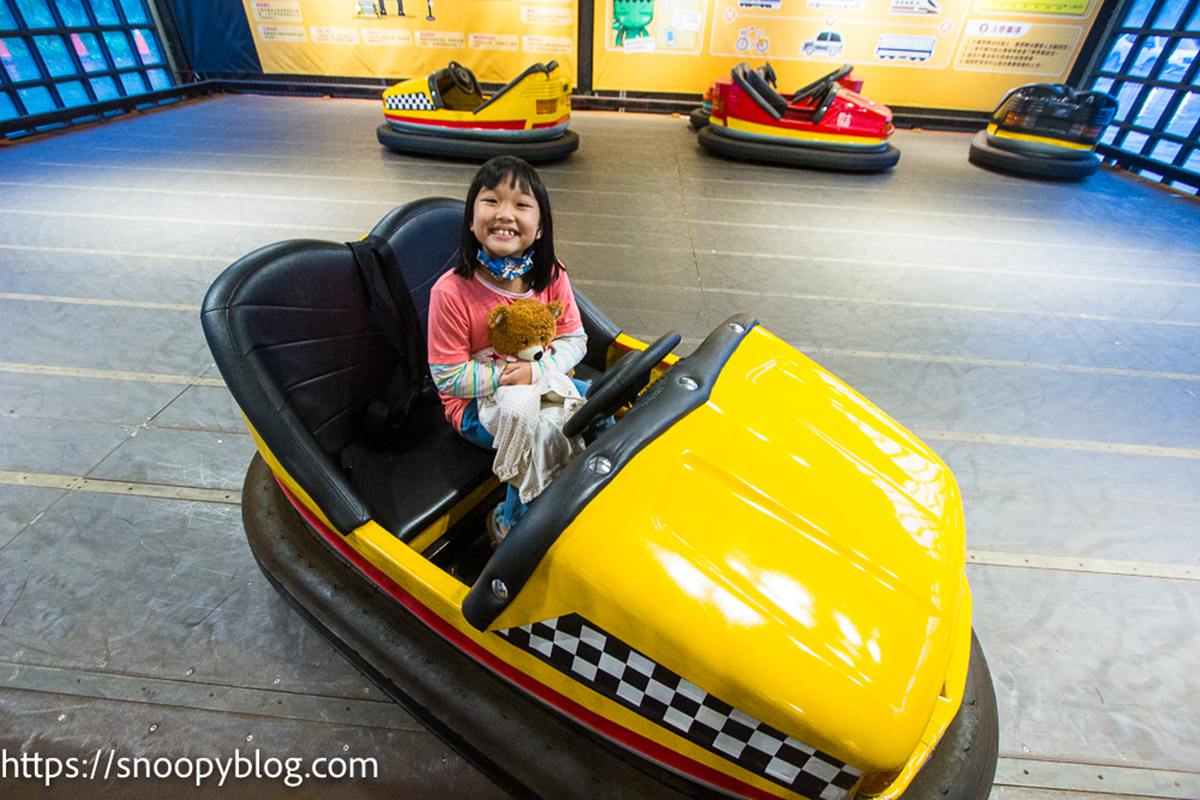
[487,299,563,362]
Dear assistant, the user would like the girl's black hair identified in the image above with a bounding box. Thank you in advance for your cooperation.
[455,155,560,293]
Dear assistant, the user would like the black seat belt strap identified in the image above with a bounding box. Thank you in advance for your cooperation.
[348,236,433,436]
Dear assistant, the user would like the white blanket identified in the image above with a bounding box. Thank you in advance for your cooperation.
[476,367,586,504]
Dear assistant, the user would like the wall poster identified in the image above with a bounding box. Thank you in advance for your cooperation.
[242,0,578,85]
[594,0,1105,110]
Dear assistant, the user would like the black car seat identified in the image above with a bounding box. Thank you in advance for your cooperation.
[731,63,787,120]
[202,198,619,543]
[430,62,485,111]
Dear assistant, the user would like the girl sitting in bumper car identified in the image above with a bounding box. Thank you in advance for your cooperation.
[428,156,589,544]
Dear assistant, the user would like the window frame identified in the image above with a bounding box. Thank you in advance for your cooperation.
[0,0,176,136]
[1085,0,1200,192]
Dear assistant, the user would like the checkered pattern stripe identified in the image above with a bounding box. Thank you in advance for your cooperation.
[497,615,862,799]
[384,92,437,111]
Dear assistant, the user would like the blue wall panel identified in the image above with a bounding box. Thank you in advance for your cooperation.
[162,0,260,76]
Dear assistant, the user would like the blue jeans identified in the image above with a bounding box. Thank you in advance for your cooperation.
[460,376,592,530]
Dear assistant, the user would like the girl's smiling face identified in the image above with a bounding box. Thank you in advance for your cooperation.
[471,176,541,260]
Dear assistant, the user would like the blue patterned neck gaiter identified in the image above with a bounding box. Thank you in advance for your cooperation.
[476,246,535,281]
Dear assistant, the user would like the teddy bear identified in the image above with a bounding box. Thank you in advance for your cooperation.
[473,299,586,507]
[486,300,578,403]
[488,299,564,364]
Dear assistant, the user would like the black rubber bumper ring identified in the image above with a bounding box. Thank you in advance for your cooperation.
[377,123,580,163]
[697,125,900,172]
[968,129,1099,180]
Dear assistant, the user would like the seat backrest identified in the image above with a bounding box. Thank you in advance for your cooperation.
[473,62,560,115]
[744,66,789,117]
[732,63,785,120]
[429,66,483,111]
[201,198,464,534]
[369,197,464,332]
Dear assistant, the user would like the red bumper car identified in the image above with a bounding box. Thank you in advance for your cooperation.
[698,63,900,172]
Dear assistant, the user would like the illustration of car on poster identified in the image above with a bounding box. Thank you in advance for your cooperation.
[890,0,939,14]
[803,30,844,57]
[876,34,936,61]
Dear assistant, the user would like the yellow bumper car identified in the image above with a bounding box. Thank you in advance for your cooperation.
[202,198,997,799]
[377,60,579,162]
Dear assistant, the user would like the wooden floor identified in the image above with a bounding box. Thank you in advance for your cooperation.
[0,95,1197,799]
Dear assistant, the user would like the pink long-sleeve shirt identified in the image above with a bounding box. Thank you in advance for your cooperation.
[426,268,585,430]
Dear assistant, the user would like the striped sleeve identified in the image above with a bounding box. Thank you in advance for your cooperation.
[532,330,587,381]
[430,359,502,398]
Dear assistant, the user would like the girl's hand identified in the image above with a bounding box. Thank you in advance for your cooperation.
[499,361,534,386]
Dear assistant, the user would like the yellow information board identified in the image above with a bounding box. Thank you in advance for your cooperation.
[594,0,1102,110]
[242,0,578,85]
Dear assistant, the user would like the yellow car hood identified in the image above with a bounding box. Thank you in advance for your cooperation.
[513,327,966,772]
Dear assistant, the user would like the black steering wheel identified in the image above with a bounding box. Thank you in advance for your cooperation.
[562,331,681,438]
[448,61,480,96]
[758,62,778,89]
[791,63,853,104]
